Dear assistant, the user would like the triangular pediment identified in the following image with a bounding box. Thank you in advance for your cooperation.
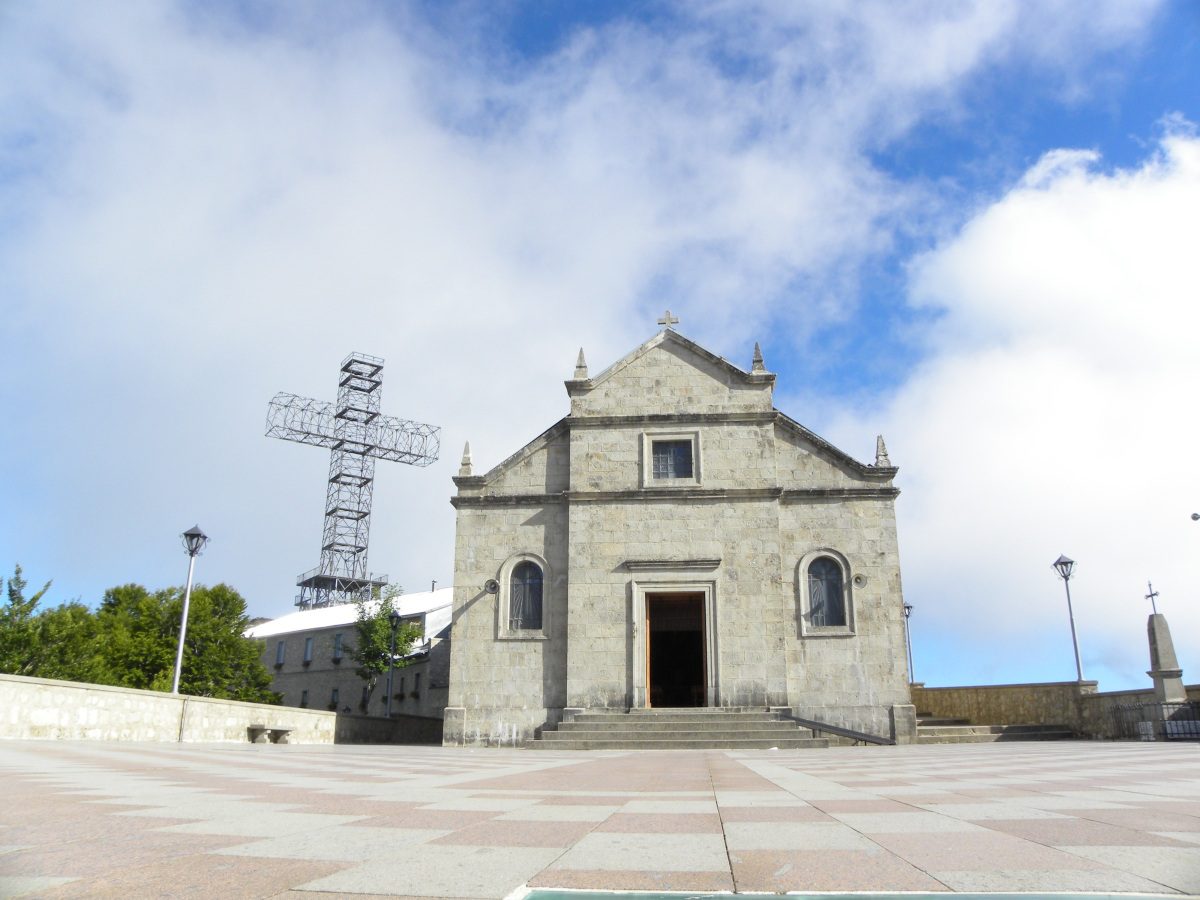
[567,330,774,417]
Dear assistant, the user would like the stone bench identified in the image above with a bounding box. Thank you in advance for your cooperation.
[248,724,294,744]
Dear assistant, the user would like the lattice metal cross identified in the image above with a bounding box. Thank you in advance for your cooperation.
[266,352,440,608]
[657,309,680,328]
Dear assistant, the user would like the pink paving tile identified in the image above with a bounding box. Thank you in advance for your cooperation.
[717,805,834,823]
[40,854,348,899]
[538,795,635,805]
[983,816,1197,847]
[428,818,596,848]
[870,830,1098,871]
[594,813,723,833]
[810,798,922,813]
[729,848,950,892]
[2,829,244,878]
[356,808,504,830]
[529,869,735,892]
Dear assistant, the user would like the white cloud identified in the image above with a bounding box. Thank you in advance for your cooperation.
[829,127,1200,689]
[0,1,1168,635]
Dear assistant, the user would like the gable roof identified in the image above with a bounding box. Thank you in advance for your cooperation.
[568,328,774,395]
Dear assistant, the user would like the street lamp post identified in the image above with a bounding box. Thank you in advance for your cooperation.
[385,610,401,718]
[1052,554,1084,682]
[171,525,209,694]
[902,603,915,683]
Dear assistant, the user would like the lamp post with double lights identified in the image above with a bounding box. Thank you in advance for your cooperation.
[386,609,402,718]
[171,526,209,694]
[1052,554,1084,682]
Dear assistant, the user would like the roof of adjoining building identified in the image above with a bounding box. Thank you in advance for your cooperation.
[244,587,453,640]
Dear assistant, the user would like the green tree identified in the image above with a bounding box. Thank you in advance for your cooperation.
[352,586,421,712]
[0,565,52,675]
[0,566,278,704]
[96,582,279,702]
[29,601,107,683]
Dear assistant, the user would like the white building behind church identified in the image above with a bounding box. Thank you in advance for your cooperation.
[246,587,452,719]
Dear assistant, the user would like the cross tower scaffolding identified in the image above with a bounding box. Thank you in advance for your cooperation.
[266,352,440,608]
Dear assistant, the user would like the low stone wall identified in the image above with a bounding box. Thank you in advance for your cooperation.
[334,712,443,744]
[912,680,1098,732]
[0,673,334,743]
[912,680,1200,738]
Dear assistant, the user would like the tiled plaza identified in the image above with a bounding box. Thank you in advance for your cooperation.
[1,740,1198,897]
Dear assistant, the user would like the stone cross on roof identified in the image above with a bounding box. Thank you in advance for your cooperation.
[657,309,680,328]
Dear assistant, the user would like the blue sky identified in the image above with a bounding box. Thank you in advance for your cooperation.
[1,1,1198,692]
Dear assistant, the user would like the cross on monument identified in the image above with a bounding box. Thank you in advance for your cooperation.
[266,352,440,608]
[657,309,680,328]
[1145,580,1160,615]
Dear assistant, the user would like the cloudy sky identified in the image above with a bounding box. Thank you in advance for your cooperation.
[2,1,1197,692]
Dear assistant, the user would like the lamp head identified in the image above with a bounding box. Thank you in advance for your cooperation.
[902,603,913,618]
[388,609,402,630]
[1052,554,1075,581]
[182,525,208,557]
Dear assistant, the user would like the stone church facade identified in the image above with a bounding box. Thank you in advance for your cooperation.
[444,324,914,746]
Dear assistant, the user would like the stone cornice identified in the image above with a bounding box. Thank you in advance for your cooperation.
[624,558,721,571]
[566,411,775,428]
[451,486,899,508]
[450,493,567,509]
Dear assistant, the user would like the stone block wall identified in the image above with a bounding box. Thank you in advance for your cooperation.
[0,674,334,743]
[912,680,1200,738]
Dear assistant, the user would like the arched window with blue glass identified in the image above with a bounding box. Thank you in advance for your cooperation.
[509,561,544,631]
[807,556,846,627]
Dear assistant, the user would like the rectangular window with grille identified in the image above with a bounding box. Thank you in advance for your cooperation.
[303,636,313,662]
[333,632,344,660]
[275,641,285,665]
[652,440,693,479]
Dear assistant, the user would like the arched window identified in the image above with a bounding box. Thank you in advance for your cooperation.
[808,556,846,627]
[509,561,543,630]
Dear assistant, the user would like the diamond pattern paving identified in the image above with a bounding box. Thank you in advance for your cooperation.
[0,740,1197,897]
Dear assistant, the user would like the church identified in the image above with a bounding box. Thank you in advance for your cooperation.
[444,317,915,746]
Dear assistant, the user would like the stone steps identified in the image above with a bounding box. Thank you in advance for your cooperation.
[528,707,830,751]
[917,717,1075,744]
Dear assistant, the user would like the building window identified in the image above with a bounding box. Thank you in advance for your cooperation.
[497,553,551,640]
[300,689,308,708]
[275,641,285,666]
[303,636,314,664]
[652,440,693,479]
[640,431,701,487]
[509,561,543,630]
[330,688,339,709]
[333,632,344,661]
[798,550,855,636]
[808,557,846,627]
[360,686,369,710]
[414,672,421,695]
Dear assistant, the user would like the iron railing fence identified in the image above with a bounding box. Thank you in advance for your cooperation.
[1111,701,1200,741]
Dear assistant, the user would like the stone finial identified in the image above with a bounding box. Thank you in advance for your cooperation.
[574,348,588,380]
[1148,613,1187,703]
[458,441,473,477]
[657,309,680,329]
[751,342,766,373]
[875,435,891,467]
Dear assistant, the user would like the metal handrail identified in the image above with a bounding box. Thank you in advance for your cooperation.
[783,713,895,746]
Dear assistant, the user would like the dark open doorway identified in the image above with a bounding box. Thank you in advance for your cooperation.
[646,593,706,707]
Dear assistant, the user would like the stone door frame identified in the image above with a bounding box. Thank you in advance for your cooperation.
[629,575,718,709]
